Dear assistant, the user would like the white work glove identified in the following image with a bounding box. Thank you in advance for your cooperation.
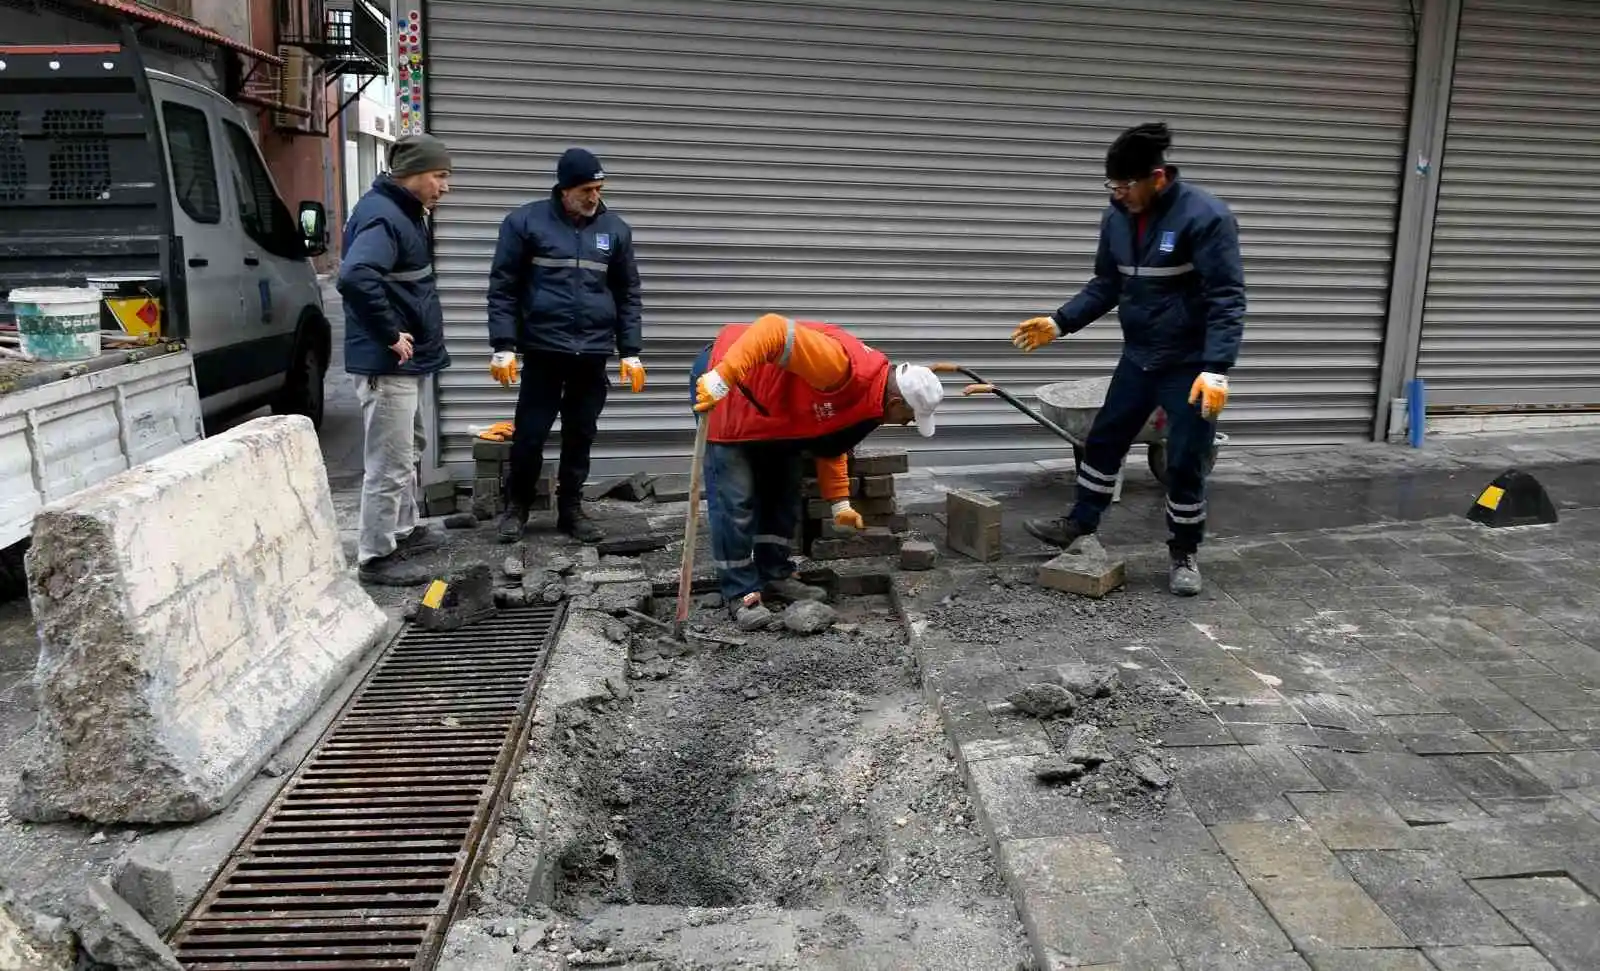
[694,368,731,413]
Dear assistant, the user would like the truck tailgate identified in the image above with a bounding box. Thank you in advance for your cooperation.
[0,342,203,549]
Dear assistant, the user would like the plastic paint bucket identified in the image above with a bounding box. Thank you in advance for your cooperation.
[9,286,102,361]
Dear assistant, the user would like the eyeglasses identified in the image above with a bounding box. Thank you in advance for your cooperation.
[1104,178,1140,193]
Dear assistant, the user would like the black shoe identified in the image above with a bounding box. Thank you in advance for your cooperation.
[557,507,605,545]
[1023,516,1088,548]
[358,553,435,587]
[497,504,529,544]
[397,524,441,555]
[1169,551,1203,597]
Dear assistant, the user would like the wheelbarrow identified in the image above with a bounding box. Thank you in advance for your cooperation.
[930,364,1227,502]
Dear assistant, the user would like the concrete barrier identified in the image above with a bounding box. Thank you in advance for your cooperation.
[12,415,387,824]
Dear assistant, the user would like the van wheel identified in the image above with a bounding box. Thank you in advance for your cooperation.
[275,341,326,429]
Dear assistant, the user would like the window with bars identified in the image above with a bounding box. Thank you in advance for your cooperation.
[43,109,111,202]
[0,112,23,202]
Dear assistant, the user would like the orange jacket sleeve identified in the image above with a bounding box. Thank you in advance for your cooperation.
[814,455,850,503]
[714,313,849,392]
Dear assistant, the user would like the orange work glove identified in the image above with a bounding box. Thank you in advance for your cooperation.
[619,356,646,393]
[1188,372,1229,421]
[831,501,864,531]
[475,420,515,442]
[694,368,730,413]
[1011,316,1061,353]
[489,351,518,387]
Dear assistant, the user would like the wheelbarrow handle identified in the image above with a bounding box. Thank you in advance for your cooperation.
[932,362,1079,445]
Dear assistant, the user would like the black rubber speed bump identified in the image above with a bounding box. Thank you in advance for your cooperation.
[1466,469,1558,528]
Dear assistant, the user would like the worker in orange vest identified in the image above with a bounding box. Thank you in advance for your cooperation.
[691,313,944,630]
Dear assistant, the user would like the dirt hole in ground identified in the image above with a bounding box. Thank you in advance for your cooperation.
[538,587,1031,968]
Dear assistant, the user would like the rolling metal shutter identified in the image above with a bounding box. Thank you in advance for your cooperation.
[1417,0,1600,411]
[423,0,1413,471]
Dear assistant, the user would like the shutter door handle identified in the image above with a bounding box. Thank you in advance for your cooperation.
[188,257,208,267]
[244,257,261,267]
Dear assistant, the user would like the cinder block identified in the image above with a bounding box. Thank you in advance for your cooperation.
[13,416,386,824]
[475,458,504,478]
[810,527,900,560]
[472,438,513,462]
[474,475,502,499]
[857,475,895,498]
[863,511,909,533]
[1037,538,1125,599]
[947,489,1002,562]
[849,447,909,475]
[808,496,900,519]
[424,480,456,503]
[650,473,692,502]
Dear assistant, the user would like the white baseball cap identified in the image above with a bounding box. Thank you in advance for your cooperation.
[895,363,944,437]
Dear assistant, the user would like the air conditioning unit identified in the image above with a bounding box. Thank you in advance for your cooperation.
[275,46,314,130]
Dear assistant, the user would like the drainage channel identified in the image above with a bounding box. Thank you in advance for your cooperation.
[168,603,567,970]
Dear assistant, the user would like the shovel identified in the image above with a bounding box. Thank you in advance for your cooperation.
[672,412,711,641]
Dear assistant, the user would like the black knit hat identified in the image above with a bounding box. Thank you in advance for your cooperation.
[389,134,452,177]
[555,148,606,190]
[1105,122,1172,181]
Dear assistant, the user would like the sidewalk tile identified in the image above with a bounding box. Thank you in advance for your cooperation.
[1172,747,1298,824]
[1305,951,1435,971]
[1422,946,1558,970]
[1340,850,1524,946]
[1470,875,1600,971]
[1287,791,1418,850]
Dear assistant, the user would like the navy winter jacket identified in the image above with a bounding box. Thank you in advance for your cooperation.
[337,176,450,376]
[1053,171,1246,373]
[486,191,643,358]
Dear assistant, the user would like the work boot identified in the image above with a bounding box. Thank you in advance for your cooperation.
[1024,515,1088,549]
[729,592,774,632]
[1169,551,1203,597]
[497,503,529,544]
[558,506,605,545]
[763,576,827,604]
[396,524,441,555]
[357,552,434,587]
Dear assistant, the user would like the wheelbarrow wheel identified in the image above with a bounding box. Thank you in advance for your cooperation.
[1146,442,1170,487]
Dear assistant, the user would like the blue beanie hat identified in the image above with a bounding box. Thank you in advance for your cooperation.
[556,148,606,190]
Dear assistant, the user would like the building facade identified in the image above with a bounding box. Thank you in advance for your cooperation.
[388,0,1599,475]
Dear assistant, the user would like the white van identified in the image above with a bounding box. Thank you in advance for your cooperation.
[0,41,333,427]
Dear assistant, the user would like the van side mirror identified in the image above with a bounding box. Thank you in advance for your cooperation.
[299,201,328,257]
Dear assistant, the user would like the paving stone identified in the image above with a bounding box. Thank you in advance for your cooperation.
[964,756,1106,841]
[1426,807,1600,880]
[1356,679,1456,716]
[1482,732,1581,754]
[1470,875,1600,971]
[998,836,1179,970]
[1229,722,1326,747]
[1243,743,1325,792]
[1290,692,1388,733]
[1305,951,1436,971]
[1172,747,1297,824]
[1111,843,1297,970]
[1294,749,1488,824]
[1438,694,1556,733]
[1159,715,1236,747]
[946,489,1003,562]
[1037,541,1126,599]
[1422,946,1559,971]
[1286,791,1418,850]
[1510,750,1600,791]
[1435,754,1557,803]
[1212,820,1410,950]
[1339,850,1525,946]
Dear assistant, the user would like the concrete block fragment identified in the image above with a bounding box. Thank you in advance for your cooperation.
[474,475,502,498]
[947,489,1002,562]
[424,479,456,503]
[415,564,496,632]
[899,539,938,571]
[13,416,386,824]
[595,534,669,556]
[582,475,630,501]
[857,474,896,498]
[1038,537,1126,598]
[1007,683,1077,719]
[0,886,76,971]
[474,458,504,478]
[849,447,909,475]
[782,600,837,635]
[472,438,513,461]
[650,473,692,502]
[539,609,630,708]
[811,527,900,560]
[67,880,183,971]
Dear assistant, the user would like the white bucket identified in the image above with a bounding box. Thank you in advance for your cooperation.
[9,287,102,361]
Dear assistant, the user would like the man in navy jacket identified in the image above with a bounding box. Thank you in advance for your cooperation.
[1013,122,1246,596]
[486,148,645,544]
[338,133,453,586]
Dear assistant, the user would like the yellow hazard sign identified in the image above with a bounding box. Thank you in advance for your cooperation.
[421,580,448,609]
[106,296,161,338]
[1476,484,1505,511]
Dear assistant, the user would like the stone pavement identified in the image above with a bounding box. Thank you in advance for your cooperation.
[895,441,1600,971]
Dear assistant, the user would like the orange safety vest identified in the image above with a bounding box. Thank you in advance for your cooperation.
[707,319,890,447]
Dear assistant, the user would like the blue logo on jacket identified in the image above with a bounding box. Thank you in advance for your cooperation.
[1159,230,1176,253]
[595,233,611,252]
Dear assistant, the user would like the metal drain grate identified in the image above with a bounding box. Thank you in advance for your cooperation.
[169,603,566,970]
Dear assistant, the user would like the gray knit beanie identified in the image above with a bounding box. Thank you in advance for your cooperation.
[389,134,452,177]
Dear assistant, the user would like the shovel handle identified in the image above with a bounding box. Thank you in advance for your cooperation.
[674,413,711,636]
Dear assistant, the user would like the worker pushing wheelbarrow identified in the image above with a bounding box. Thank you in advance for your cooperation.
[982,120,1247,597]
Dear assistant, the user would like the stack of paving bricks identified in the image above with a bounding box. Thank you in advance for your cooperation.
[800,446,910,560]
[469,436,552,519]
